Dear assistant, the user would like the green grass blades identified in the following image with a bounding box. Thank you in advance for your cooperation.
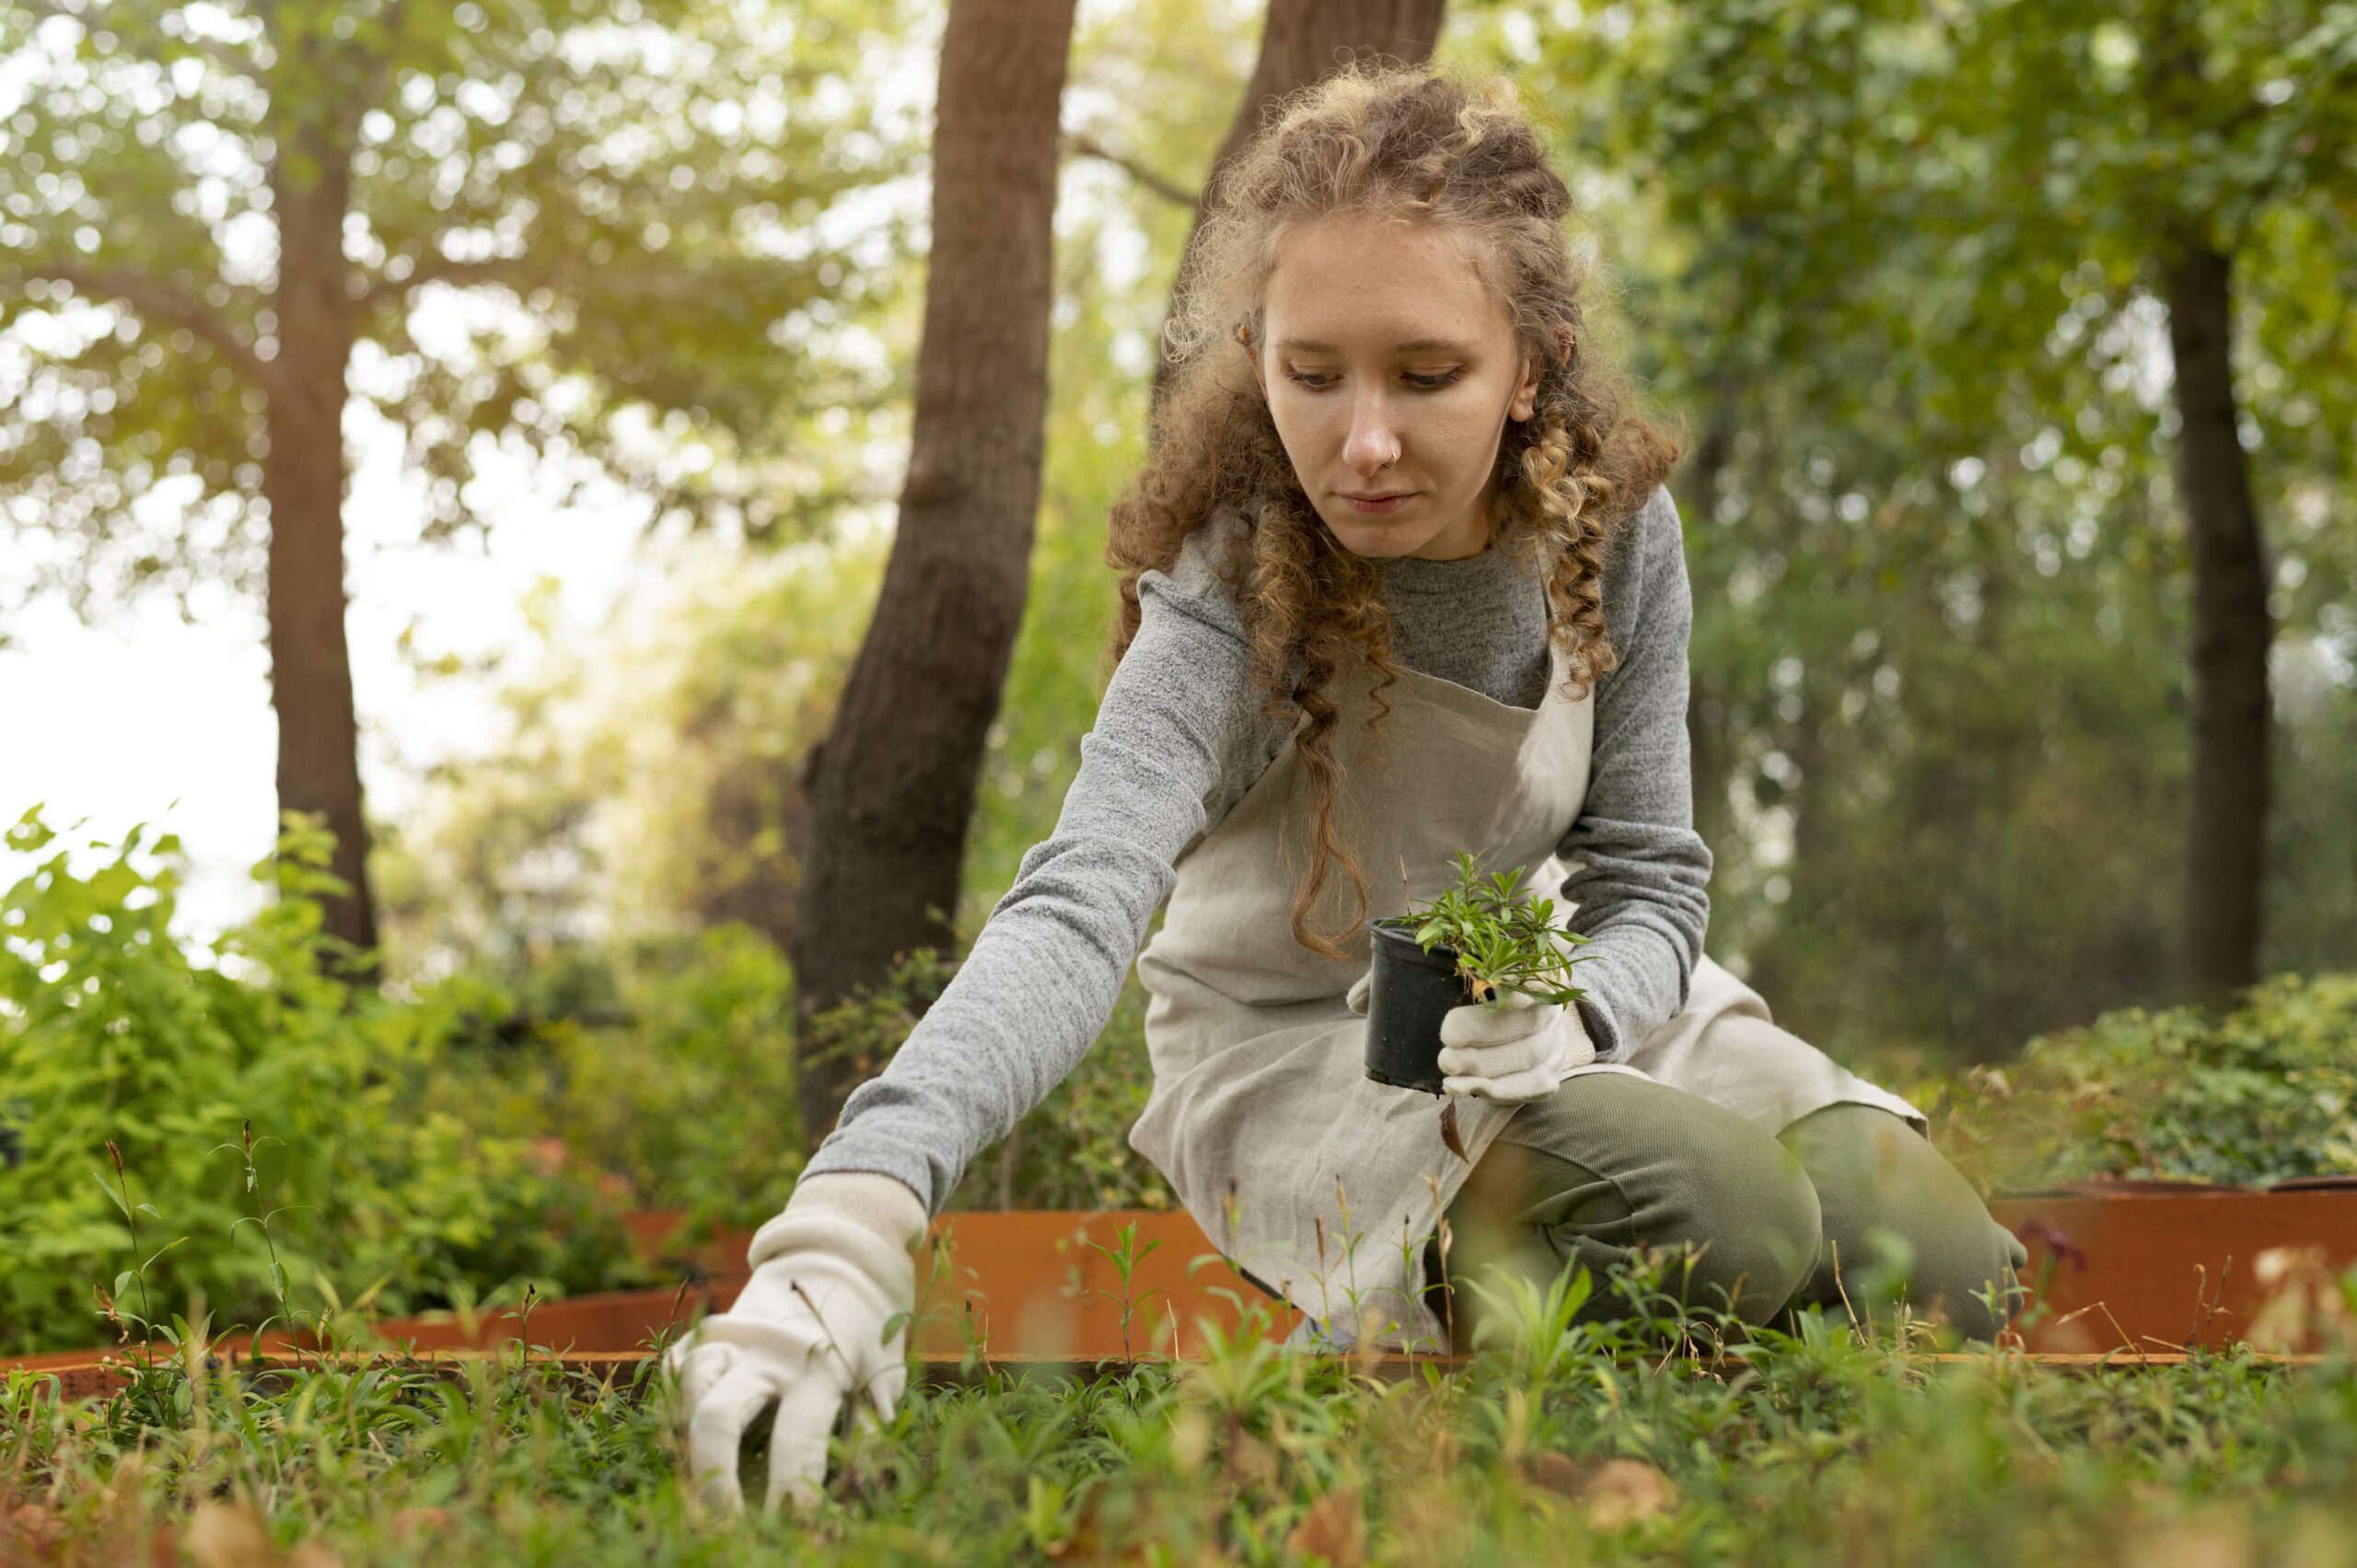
[10,1254,2357,1565]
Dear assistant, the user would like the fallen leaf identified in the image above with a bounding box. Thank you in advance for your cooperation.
[185,1503,277,1568]
[1285,1487,1364,1567]
[1226,1430,1283,1494]
[1439,1100,1469,1163]
[1524,1454,1678,1528]
[2118,1512,2254,1568]
[4,1503,59,1560]
[1580,1459,1678,1528]
[1527,1451,1585,1498]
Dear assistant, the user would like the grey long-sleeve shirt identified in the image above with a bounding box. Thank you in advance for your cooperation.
[803,484,1712,1214]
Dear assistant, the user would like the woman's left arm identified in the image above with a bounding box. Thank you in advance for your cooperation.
[1555,484,1713,1061]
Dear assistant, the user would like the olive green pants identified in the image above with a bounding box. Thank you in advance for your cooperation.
[1433,1072,2029,1347]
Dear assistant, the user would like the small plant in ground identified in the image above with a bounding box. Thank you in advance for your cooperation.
[1080,1220,1165,1362]
[1398,850,1591,1007]
[92,1137,182,1369]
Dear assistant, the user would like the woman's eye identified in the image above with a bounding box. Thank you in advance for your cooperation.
[1282,366,1464,390]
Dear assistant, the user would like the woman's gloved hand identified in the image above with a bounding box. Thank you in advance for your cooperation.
[664,1171,926,1514]
[1346,968,1596,1102]
[1436,987,1595,1101]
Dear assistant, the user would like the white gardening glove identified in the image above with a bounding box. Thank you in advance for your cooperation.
[664,1171,926,1514]
[1435,987,1596,1102]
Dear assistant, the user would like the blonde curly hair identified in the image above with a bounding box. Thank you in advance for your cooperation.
[1105,63,1681,962]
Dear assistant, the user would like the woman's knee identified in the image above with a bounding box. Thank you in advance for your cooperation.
[1655,1118,1823,1327]
[1780,1103,2028,1341]
[1464,1074,1824,1330]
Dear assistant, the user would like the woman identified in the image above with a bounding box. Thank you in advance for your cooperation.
[670,64,2028,1512]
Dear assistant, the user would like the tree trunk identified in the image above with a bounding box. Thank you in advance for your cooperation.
[263,118,377,970]
[1148,0,1447,417]
[1680,372,1740,865]
[2162,236,2270,1002]
[790,0,1078,1144]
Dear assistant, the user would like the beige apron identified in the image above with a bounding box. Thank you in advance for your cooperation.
[1130,611,1926,1351]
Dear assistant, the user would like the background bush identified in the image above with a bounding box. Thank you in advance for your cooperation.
[1924,972,2357,1194]
[0,810,644,1357]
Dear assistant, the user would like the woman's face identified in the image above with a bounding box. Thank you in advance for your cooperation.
[1249,212,1539,561]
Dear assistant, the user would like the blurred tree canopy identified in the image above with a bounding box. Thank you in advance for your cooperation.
[1453,0,2356,1059]
[0,0,921,951]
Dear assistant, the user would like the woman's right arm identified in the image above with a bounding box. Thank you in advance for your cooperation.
[671,526,1274,1513]
[798,524,1276,1215]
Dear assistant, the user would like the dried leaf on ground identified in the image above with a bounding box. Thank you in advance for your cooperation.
[184,1502,345,1568]
[185,1504,278,1568]
[1286,1487,1364,1567]
[3,1504,60,1561]
[1526,1454,1678,1528]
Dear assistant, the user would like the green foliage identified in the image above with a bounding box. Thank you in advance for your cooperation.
[414,923,808,1229]
[0,0,927,603]
[0,807,641,1357]
[1928,972,2357,1193]
[1393,851,1592,1008]
[410,924,1174,1224]
[375,532,889,973]
[1452,0,2357,1062]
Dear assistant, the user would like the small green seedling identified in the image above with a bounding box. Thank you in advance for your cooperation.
[1403,850,1591,1008]
[1084,1219,1166,1362]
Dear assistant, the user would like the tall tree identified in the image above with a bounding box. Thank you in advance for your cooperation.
[0,0,903,960]
[1149,0,1446,413]
[1920,0,2353,1000]
[789,0,1079,1142]
[1497,0,2354,1014]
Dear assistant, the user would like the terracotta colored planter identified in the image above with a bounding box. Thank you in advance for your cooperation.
[0,1212,1294,1378]
[599,1173,2357,1359]
[12,1190,2355,1382]
[1991,1181,2357,1355]
[621,1208,1298,1358]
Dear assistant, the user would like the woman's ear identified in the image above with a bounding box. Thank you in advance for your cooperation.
[1237,321,1264,397]
[1508,350,1542,423]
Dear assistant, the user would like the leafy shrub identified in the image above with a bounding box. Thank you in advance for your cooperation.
[412,918,1172,1233]
[416,923,808,1227]
[0,809,644,1356]
[1924,972,2357,1192]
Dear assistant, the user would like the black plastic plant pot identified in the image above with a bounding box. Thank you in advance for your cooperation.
[1363,916,1476,1096]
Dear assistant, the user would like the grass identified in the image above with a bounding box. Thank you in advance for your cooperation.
[8,1250,2357,1566]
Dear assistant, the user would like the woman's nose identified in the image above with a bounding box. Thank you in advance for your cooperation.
[1342,393,1401,475]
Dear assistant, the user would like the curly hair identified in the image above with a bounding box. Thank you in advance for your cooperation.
[1104,63,1681,962]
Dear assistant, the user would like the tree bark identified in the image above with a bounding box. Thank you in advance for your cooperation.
[1148,0,1447,418]
[1679,372,1740,865]
[2162,236,2270,1001]
[790,0,1078,1144]
[263,116,377,969]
